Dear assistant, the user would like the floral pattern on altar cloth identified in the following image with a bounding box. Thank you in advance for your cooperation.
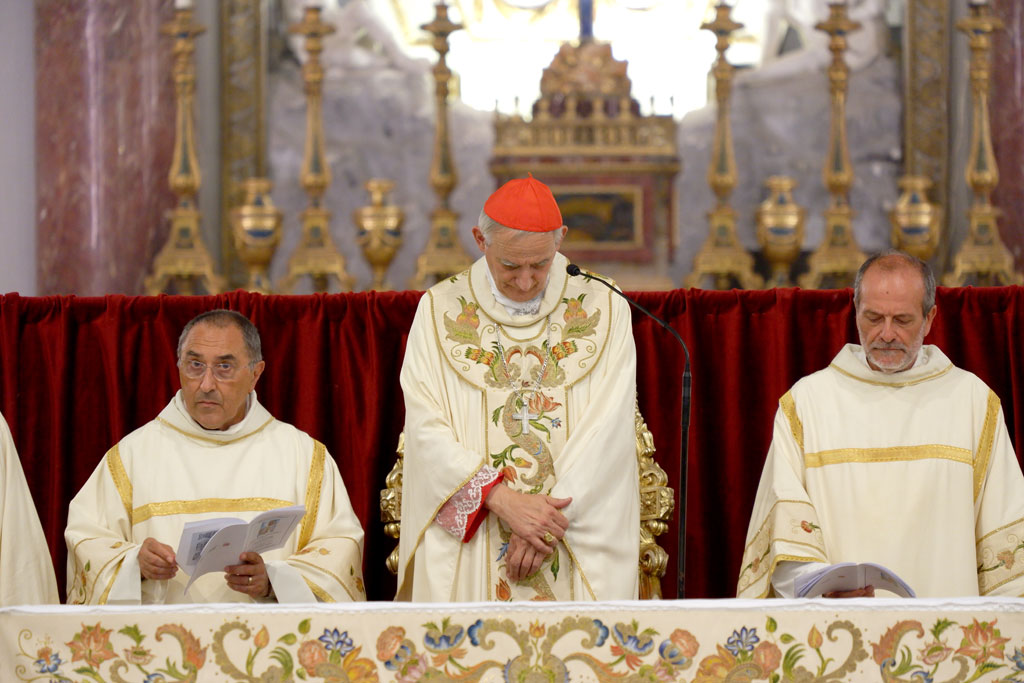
[11,609,1024,682]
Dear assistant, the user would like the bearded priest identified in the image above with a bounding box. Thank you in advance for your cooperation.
[738,251,1024,598]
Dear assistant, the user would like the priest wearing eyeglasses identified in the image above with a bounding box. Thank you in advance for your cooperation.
[64,309,365,604]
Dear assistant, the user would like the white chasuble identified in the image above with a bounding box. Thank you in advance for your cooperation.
[65,393,365,604]
[399,254,639,602]
[738,344,1024,599]
[0,412,59,605]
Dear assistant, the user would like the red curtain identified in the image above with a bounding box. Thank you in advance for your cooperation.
[1,287,1022,601]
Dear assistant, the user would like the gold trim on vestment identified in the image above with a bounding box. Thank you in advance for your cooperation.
[90,549,129,605]
[303,576,335,603]
[749,554,825,599]
[155,415,275,446]
[740,499,821,557]
[106,445,133,522]
[290,557,356,602]
[974,391,1000,501]
[828,361,953,387]
[69,537,129,605]
[298,441,326,549]
[132,498,295,525]
[97,561,122,605]
[804,445,972,469]
[561,539,596,600]
[779,392,803,452]
[977,514,1024,546]
[980,568,1024,596]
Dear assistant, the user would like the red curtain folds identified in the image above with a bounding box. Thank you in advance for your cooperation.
[0,287,1021,601]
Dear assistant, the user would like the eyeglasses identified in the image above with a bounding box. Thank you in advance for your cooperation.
[179,359,252,381]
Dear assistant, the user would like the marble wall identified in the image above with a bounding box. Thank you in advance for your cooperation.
[36,0,178,295]
[991,0,1024,270]
[0,1,36,295]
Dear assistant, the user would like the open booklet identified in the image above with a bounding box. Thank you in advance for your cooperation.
[795,562,915,598]
[175,505,305,595]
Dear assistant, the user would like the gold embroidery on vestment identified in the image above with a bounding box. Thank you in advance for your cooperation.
[155,415,275,446]
[97,560,122,605]
[977,514,1024,546]
[106,445,133,522]
[132,497,295,525]
[303,576,335,603]
[828,361,953,387]
[291,557,356,601]
[804,444,971,469]
[740,499,821,557]
[779,392,803,452]
[298,440,325,548]
[975,391,999,501]
[567,288,614,389]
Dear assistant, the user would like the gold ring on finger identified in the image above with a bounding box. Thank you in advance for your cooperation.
[543,532,556,545]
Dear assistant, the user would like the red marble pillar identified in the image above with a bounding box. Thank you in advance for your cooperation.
[36,0,178,295]
[991,0,1024,268]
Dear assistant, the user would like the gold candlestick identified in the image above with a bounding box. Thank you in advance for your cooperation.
[278,6,354,293]
[943,3,1022,286]
[355,179,404,291]
[686,3,763,290]
[757,176,806,287]
[411,2,472,289]
[231,178,282,294]
[145,8,225,295]
[799,2,866,290]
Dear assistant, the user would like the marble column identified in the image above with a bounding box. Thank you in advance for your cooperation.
[991,0,1024,269]
[36,0,178,295]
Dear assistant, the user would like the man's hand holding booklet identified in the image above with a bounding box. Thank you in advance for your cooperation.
[795,562,915,598]
[175,505,305,594]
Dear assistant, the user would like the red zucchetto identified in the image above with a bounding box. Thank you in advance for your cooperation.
[482,174,563,232]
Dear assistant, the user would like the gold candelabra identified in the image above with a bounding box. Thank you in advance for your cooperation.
[411,2,472,289]
[799,2,866,290]
[355,179,404,291]
[686,3,762,290]
[145,8,225,295]
[278,6,354,293]
[943,3,1022,286]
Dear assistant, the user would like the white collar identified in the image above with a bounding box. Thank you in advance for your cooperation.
[484,265,547,317]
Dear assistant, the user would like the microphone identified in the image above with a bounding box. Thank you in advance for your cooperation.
[567,263,692,598]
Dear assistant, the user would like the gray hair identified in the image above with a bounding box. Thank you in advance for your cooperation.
[853,250,936,315]
[176,309,263,363]
[478,210,565,247]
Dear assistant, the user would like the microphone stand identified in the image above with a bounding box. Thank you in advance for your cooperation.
[567,264,691,598]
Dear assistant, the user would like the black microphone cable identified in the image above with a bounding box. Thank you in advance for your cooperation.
[567,263,691,598]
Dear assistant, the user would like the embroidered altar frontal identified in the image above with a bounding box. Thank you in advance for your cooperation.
[6,598,1024,681]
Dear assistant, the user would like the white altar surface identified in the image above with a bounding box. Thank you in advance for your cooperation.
[4,598,1024,681]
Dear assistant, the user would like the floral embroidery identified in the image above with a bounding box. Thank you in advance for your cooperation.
[13,612,1024,681]
[66,623,117,669]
